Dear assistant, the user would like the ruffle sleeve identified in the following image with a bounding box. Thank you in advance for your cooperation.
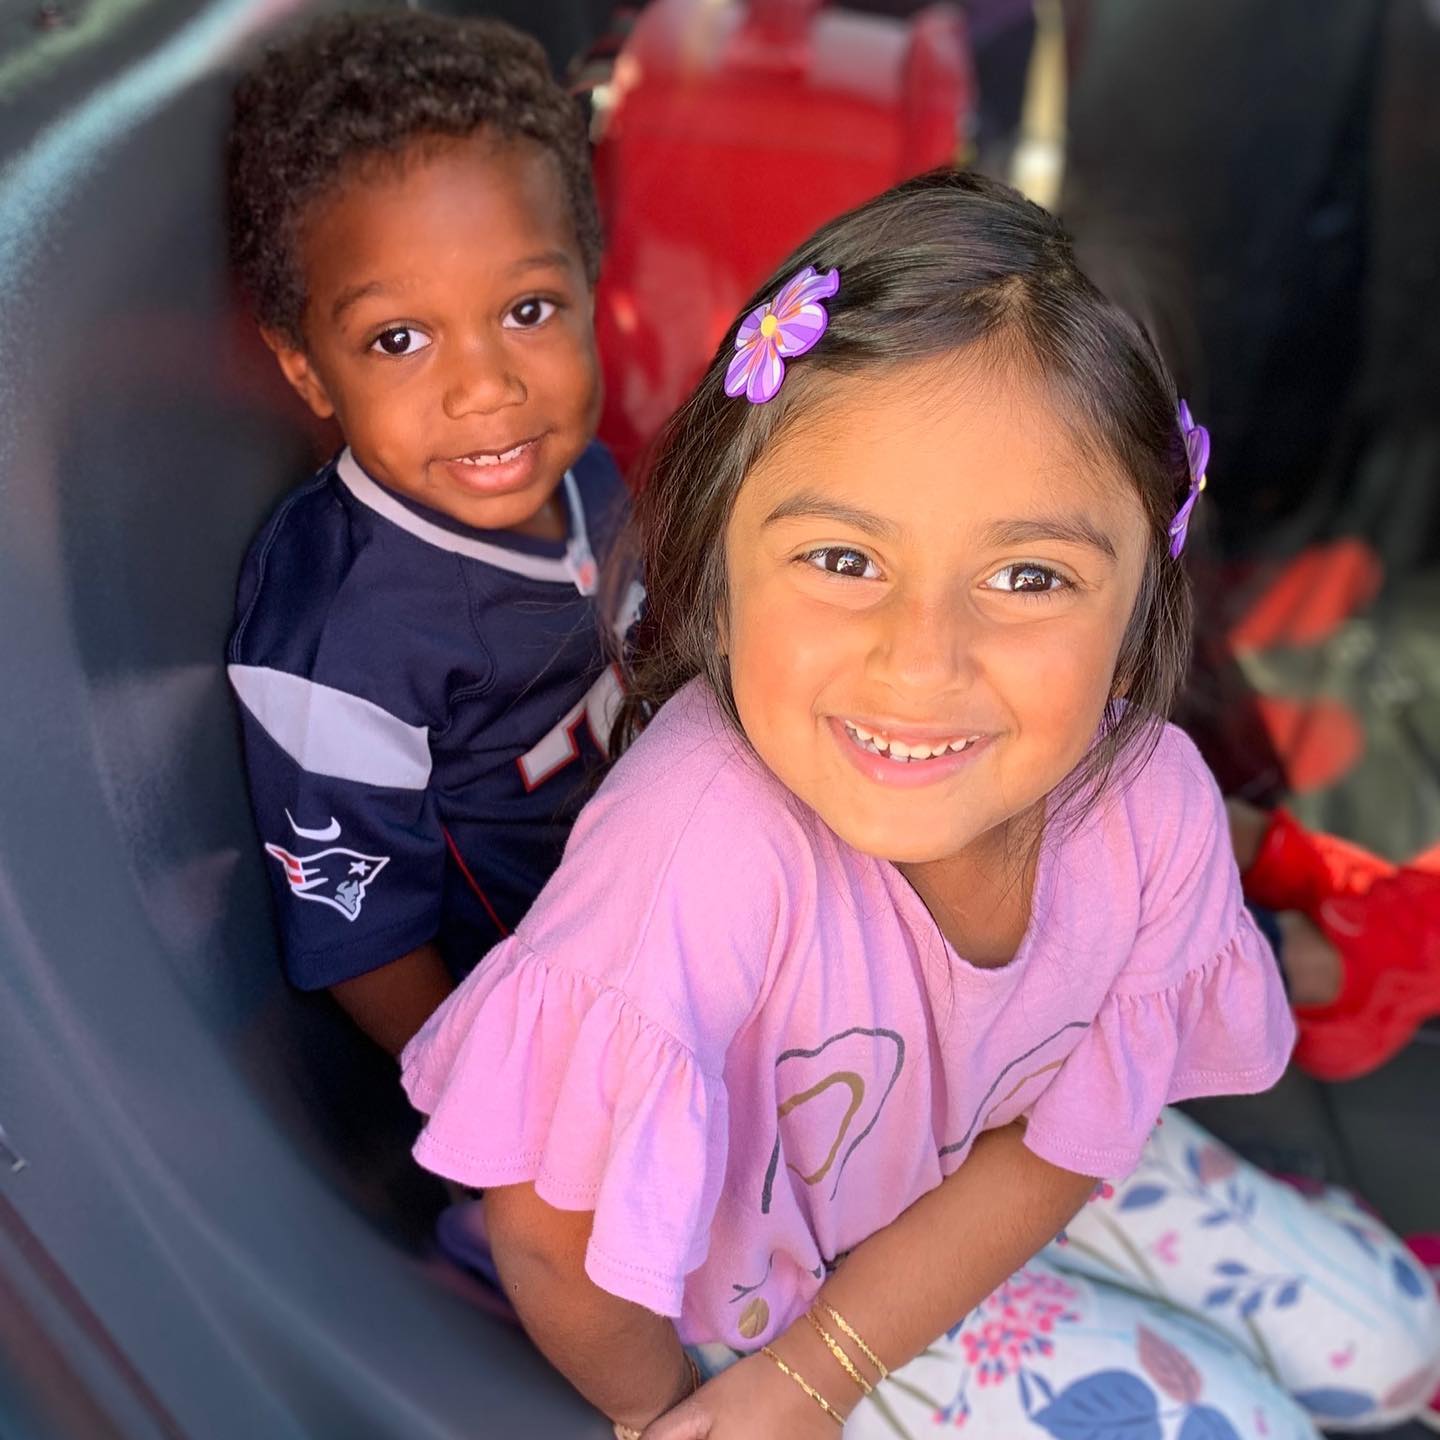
[401,939,728,1317]
[1022,908,1295,1180]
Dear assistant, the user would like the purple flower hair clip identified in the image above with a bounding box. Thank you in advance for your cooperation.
[724,264,840,405]
[1168,399,1211,558]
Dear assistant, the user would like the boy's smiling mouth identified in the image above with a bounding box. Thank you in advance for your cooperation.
[447,434,543,468]
[438,434,548,497]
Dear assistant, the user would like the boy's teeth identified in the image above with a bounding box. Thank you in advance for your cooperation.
[458,441,528,467]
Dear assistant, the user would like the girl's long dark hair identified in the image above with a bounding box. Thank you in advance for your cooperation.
[615,169,1195,824]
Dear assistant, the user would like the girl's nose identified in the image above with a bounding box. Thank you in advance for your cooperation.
[870,590,979,699]
[441,338,525,420]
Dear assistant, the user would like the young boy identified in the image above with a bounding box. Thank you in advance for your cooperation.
[225,13,637,1055]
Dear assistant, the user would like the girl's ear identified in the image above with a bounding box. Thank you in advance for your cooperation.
[261,327,336,420]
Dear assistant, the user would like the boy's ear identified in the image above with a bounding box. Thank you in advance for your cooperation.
[260,327,336,420]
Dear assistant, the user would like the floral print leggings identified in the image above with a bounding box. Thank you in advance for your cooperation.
[700,1109,1440,1437]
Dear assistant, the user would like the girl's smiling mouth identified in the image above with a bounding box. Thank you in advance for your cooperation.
[830,716,993,788]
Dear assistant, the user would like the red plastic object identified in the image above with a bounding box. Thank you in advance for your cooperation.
[1226,539,1384,653]
[1252,694,1366,794]
[592,0,975,475]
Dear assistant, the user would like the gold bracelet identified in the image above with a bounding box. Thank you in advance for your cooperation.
[613,1427,641,1440]
[761,1345,845,1427]
[816,1304,889,1381]
[804,1309,873,1395]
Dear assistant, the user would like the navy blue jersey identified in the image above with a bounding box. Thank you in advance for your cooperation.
[228,443,640,990]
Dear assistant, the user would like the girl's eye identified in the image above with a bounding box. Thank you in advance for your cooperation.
[503,298,558,330]
[985,563,1069,595]
[803,547,880,580]
[370,327,431,357]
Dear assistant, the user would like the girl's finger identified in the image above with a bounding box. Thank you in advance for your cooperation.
[639,1397,711,1440]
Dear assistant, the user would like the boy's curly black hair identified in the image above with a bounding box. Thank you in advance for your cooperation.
[226,11,602,345]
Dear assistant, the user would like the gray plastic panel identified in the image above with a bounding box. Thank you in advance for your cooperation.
[0,2,607,1434]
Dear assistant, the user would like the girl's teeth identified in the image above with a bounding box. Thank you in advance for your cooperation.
[844,722,979,761]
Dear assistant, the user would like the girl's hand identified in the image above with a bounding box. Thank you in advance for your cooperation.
[640,1352,845,1440]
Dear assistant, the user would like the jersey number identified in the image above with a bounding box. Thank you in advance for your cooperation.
[516,665,623,792]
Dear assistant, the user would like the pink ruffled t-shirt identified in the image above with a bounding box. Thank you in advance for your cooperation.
[401,679,1293,1348]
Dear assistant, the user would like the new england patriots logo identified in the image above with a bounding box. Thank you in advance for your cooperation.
[264,833,390,921]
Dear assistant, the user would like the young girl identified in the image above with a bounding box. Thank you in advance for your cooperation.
[401,172,1440,1437]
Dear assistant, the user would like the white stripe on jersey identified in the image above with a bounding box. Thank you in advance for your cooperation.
[336,448,594,591]
[228,665,431,790]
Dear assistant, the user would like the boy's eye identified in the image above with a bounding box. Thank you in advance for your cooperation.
[502,298,558,330]
[803,547,880,580]
[984,563,1068,594]
[371,327,431,357]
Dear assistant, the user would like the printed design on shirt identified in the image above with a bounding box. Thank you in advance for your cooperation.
[728,1252,776,1340]
[761,1026,905,1215]
[285,809,341,842]
[516,664,624,791]
[938,1019,1092,1158]
[612,579,645,643]
[727,1251,826,1343]
[264,819,390,921]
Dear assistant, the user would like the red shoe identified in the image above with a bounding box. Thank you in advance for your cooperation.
[1292,868,1440,1080]
[1242,807,1392,914]
[1242,811,1440,1081]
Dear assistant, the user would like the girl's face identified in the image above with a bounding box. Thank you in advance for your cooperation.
[723,357,1150,866]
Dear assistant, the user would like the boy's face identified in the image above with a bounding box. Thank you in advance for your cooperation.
[267,132,600,536]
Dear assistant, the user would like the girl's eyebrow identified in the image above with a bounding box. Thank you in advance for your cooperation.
[984,515,1118,560]
[761,492,899,540]
[761,496,1118,560]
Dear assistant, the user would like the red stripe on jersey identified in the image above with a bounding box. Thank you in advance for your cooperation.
[442,827,511,938]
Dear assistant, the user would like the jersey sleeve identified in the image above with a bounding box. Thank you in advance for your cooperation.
[1022,730,1295,1179]
[229,663,446,989]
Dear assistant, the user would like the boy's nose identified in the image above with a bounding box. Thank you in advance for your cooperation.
[440,341,525,419]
